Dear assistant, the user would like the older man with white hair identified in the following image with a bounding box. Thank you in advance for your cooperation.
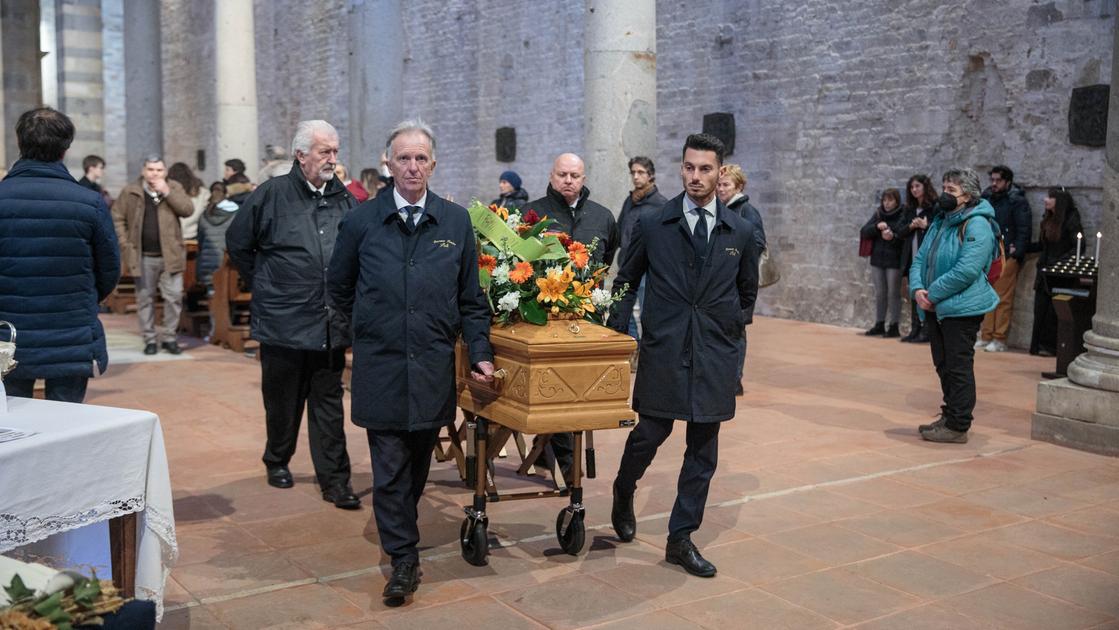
[226,120,361,509]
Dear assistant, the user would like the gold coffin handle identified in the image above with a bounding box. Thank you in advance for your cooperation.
[465,367,507,403]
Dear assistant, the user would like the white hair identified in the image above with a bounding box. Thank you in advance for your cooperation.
[385,118,436,160]
[291,120,338,156]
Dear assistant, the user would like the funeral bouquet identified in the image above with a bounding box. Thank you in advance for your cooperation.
[467,200,626,326]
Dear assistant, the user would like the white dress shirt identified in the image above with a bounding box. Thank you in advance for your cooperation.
[393,188,427,225]
[683,194,717,241]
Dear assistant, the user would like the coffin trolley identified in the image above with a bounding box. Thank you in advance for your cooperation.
[454,319,636,565]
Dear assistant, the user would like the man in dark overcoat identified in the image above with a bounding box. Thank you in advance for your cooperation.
[608,133,760,578]
[327,119,494,605]
[225,119,360,509]
[523,152,620,477]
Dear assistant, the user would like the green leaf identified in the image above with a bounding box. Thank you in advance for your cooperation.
[32,591,64,617]
[523,218,555,239]
[4,574,35,603]
[518,299,548,325]
[478,267,491,290]
[73,577,101,607]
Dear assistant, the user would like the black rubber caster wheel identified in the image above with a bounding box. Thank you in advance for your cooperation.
[460,517,489,566]
[556,508,586,555]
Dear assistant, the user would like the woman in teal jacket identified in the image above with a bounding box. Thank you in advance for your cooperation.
[909,168,999,443]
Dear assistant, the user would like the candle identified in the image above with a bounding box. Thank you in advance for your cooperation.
[1076,232,1083,265]
[1096,232,1102,263]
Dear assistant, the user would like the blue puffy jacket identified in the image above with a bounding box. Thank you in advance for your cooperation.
[909,199,1000,321]
[0,159,121,378]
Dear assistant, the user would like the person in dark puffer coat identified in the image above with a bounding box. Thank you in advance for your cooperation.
[0,107,120,402]
[860,188,908,338]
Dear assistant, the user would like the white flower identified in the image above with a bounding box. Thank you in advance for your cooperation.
[591,288,613,308]
[497,292,520,312]
[493,263,510,284]
[506,213,522,229]
[546,264,565,277]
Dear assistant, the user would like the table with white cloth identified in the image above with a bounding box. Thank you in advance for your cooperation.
[0,397,177,620]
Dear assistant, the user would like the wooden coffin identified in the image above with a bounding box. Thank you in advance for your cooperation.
[456,320,637,434]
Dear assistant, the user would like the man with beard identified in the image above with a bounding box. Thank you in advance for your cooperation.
[327,119,494,605]
[617,156,667,341]
[608,133,760,578]
[225,119,360,510]
[523,153,620,478]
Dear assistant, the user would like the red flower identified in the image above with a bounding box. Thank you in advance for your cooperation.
[547,231,572,248]
[478,254,497,273]
[522,209,540,226]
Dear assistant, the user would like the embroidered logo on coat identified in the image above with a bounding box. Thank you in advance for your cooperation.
[724,247,740,257]
[433,239,457,248]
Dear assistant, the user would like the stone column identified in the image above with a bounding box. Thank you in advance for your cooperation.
[54,0,107,179]
[583,0,656,216]
[1,0,42,166]
[122,0,161,178]
[215,0,258,175]
[1033,14,1119,455]
[347,0,403,169]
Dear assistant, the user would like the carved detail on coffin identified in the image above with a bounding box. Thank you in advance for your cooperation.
[508,366,529,400]
[536,367,577,402]
[584,364,624,400]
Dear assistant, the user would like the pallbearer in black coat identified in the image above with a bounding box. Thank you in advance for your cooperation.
[608,133,761,578]
[327,120,495,606]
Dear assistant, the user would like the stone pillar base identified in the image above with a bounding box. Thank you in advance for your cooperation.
[1033,378,1119,456]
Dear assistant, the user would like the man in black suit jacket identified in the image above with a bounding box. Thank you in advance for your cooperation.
[608,133,760,578]
[327,119,494,606]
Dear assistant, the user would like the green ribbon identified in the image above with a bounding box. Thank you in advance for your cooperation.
[469,204,568,262]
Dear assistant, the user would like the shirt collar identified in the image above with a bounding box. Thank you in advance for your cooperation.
[307,180,327,197]
[393,187,427,211]
[683,193,717,218]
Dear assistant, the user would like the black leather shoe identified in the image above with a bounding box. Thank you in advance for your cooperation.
[382,561,420,603]
[161,341,183,355]
[611,484,636,542]
[665,538,716,577]
[266,465,293,489]
[322,484,361,510]
[143,343,157,355]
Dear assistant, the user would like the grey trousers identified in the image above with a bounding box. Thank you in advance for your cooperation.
[137,255,183,344]
[871,265,901,325]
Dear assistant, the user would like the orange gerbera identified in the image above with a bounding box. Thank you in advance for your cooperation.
[509,261,534,283]
[478,254,497,273]
[567,241,590,269]
[488,203,509,221]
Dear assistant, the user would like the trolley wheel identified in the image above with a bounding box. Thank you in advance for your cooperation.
[555,508,586,555]
[460,517,489,566]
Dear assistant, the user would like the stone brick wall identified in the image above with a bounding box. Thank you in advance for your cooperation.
[154,0,1114,344]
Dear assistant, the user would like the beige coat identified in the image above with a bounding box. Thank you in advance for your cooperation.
[112,179,194,276]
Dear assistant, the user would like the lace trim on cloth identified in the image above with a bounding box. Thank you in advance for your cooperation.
[0,495,144,551]
[139,505,179,621]
[0,496,179,622]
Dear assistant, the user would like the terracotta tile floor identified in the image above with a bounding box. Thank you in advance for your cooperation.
[81,314,1119,629]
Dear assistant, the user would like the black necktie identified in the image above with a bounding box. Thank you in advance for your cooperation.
[403,206,421,230]
[692,207,709,264]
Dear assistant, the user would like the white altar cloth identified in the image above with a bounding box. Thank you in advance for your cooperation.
[0,397,177,619]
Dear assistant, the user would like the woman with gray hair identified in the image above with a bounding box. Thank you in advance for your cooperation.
[908,168,1000,443]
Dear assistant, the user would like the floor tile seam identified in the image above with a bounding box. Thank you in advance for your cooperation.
[753,571,925,628]
[826,516,968,547]
[445,593,552,630]
[575,605,699,630]
[664,584,838,630]
[965,579,1119,625]
[704,444,1031,512]
[1007,561,1119,611]
[838,552,1005,603]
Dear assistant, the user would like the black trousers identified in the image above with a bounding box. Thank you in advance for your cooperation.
[1030,288,1057,354]
[615,414,720,542]
[925,314,983,432]
[367,428,440,567]
[5,376,89,403]
[259,344,351,489]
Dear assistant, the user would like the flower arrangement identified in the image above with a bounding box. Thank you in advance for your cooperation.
[468,200,626,326]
